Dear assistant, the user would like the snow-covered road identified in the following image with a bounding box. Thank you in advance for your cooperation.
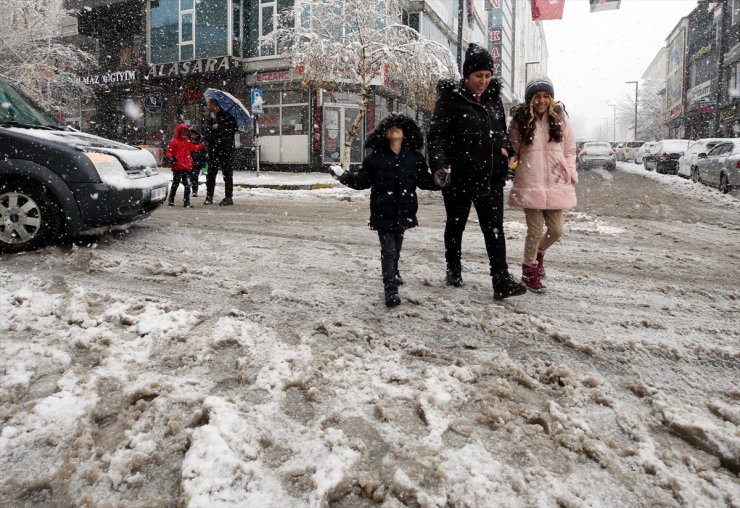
[1,163,738,506]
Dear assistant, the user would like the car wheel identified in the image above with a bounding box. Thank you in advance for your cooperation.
[719,173,731,194]
[691,167,700,183]
[0,181,62,254]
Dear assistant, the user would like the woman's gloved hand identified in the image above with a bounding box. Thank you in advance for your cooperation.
[328,165,345,179]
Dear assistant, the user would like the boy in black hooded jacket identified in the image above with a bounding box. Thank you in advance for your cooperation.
[329,114,440,307]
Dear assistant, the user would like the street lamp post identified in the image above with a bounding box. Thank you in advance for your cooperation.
[626,81,639,140]
[607,103,617,141]
[603,117,609,142]
[457,0,464,73]
[525,61,540,86]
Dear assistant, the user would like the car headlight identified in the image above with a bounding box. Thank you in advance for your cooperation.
[84,151,127,187]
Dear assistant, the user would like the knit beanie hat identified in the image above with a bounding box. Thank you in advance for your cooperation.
[462,43,494,77]
[525,76,555,104]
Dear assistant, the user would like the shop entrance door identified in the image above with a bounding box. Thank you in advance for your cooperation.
[322,105,363,165]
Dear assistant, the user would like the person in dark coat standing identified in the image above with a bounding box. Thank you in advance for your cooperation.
[329,114,440,307]
[204,98,238,206]
[427,43,526,300]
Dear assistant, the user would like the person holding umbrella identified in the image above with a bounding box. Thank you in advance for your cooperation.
[203,93,239,206]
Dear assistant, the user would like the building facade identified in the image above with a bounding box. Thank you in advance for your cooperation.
[67,0,546,170]
[647,0,740,140]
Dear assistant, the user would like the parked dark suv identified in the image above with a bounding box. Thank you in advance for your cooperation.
[0,78,169,253]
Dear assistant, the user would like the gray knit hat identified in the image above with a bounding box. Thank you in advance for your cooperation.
[525,76,555,104]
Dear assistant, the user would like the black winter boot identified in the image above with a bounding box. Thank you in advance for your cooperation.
[446,270,463,287]
[492,271,527,300]
[383,277,401,307]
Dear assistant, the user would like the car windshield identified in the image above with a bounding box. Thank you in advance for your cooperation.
[627,142,643,148]
[0,79,59,128]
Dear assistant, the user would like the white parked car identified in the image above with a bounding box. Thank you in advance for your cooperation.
[616,141,645,162]
[634,141,656,164]
[644,139,690,174]
[694,138,740,193]
[677,138,726,178]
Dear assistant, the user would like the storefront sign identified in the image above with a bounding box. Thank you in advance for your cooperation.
[691,43,713,62]
[663,104,683,122]
[720,103,739,121]
[79,56,240,86]
[687,80,712,103]
[146,56,240,79]
[77,69,139,85]
[488,0,503,78]
[144,95,163,113]
[256,71,291,83]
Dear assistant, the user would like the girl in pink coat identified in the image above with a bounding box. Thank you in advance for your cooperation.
[508,77,577,292]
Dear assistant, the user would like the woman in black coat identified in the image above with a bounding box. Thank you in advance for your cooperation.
[329,113,439,307]
[427,43,526,300]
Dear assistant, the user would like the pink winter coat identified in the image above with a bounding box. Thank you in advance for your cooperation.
[508,112,577,210]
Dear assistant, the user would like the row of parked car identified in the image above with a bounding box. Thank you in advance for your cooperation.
[575,138,739,194]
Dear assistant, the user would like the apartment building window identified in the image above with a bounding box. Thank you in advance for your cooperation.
[258,0,277,56]
[233,0,243,57]
[150,0,229,64]
[727,62,740,101]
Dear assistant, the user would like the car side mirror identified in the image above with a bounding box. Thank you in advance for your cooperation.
[698,153,707,159]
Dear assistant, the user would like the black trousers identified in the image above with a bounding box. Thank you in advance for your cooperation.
[443,186,508,276]
[378,231,404,280]
[205,154,234,200]
[169,171,191,203]
[190,165,202,192]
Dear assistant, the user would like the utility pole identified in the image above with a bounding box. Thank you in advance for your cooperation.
[607,103,617,141]
[713,0,728,136]
[626,81,639,140]
[457,0,464,73]
[603,117,609,142]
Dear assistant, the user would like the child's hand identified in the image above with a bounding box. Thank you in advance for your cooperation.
[328,165,345,179]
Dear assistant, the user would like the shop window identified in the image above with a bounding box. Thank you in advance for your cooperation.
[256,90,310,164]
[281,105,309,135]
[281,90,307,104]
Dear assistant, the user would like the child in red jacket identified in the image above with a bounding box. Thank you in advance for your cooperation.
[165,124,205,207]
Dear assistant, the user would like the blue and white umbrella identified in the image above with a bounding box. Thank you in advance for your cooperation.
[203,88,252,132]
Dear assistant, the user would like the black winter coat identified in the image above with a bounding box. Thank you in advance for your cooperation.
[206,109,238,160]
[340,146,437,232]
[427,78,516,196]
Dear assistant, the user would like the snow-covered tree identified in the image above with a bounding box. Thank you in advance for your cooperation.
[0,0,95,117]
[617,80,667,141]
[267,0,458,169]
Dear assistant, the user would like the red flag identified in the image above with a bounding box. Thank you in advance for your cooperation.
[531,0,565,21]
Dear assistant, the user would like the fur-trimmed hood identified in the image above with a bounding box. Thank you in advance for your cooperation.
[435,77,502,99]
[364,113,424,152]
